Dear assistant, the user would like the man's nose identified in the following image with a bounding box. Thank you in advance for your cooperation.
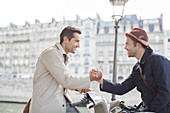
[124,45,127,50]
[76,42,80,48]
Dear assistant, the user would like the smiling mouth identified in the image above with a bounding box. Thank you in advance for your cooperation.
[73,47,77,51]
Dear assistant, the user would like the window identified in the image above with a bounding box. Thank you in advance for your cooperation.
[21,44,24,50]
[109,66,113,74]
[5,60,10,67]
[6,53,10,58]
[26,44,30,50]
[155,45,160,52]
[33,43,38,49]
[25,52,29,58]
[168,45,170,50]
[75,49,80,57]
[126,67,130,73]
[84,67,89,74]
[19,60,23,66]
[0,45,3,50]
[99,47,103,53]
[109,37,113,44]
[168,39,170,42]
[0,54,4,59]
[99,66,103,72]
[85,32,90,38]
[109,47,113,53]
[108,57,113,63]
[25,60,29,66]
[5,68,10,75]
[84,49,90,56]
[85,24,90,30]
[14,53,18,58]
[75,68,78,74]
[24,69,28,73]
[118,47,123,53]
[154,25,160,32]
[32,67,35,73]
[32,53,36,58]
[0,37,4,43]
[149,24,154,32]
[84,58,89,65]
[40,24,43,28]
[0,62,3,67]
[118,37,124,43]
[99,29,104,34]
[155,36,159,43]
[98,57,103,63]
[48,23,51,27]
[13,68,17,74]
[31,60,35,66]
[85,40,89,47]
[20,53,24,58]
[98,37,103,44]
[104,27,109,34]
[6,45,10,51]
[118,56,123,61]
[15,46,18,51]
[123,25,126,32]
[119,65,123,74]
[14,60,18,66]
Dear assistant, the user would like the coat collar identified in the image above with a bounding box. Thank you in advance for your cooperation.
[134,47,153,70]
[55,42,69,64]
[55,42,66,55]
[140,47,153,65]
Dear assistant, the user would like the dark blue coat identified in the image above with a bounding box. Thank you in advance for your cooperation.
[100,47,170,113]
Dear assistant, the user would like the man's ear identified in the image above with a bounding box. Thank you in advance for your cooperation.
[63,36,68,43]
[137,43,142,48]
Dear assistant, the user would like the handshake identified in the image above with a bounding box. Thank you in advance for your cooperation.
[72,68,103,94]
[89,68,103,85]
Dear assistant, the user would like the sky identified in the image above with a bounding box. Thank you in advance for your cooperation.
[0,0,170,30]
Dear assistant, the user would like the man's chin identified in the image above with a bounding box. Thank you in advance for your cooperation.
[128,54,132,57]
[128,54,135,57]
[70,51,76,54]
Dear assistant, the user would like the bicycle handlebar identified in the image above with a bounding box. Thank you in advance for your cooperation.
[70,97,89,107]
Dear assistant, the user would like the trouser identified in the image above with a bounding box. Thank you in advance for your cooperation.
[64,95,79,113]
[66,100,79,113]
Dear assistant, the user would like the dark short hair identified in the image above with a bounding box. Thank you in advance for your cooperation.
[60,26,82,44]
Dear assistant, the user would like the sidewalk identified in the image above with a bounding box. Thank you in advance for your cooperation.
[0,77,141,106]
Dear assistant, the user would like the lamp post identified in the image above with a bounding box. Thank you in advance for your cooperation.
[109,0,128,101]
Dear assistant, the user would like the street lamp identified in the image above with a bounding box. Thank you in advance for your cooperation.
[109,0,128,101]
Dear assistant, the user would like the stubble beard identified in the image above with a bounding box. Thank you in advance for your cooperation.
[70,47,76,54]
[127,49,137,58]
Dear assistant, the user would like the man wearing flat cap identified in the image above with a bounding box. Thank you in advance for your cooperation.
[91,28,170,113]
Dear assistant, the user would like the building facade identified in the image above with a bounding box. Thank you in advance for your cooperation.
[164,30,170,60]
[0,14,165,81]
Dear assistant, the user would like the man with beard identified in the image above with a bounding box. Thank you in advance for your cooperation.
[24,26,101,113]
[91,28,170,113]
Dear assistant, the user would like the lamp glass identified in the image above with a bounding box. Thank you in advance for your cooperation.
[110,0,128,20]
[110,0,128,6]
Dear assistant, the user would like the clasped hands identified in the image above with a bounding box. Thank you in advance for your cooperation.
[74,68,103,94]
[89,68,103,85]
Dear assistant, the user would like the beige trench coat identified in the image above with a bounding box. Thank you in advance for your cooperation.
[29,43,90,113]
